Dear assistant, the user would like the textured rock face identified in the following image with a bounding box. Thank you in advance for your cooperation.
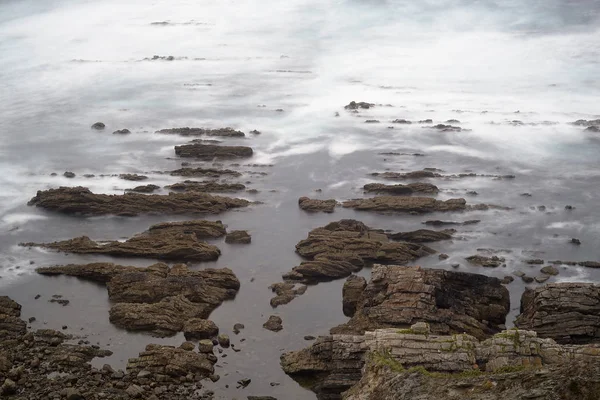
[342,275,367,317]
[225,230,251,244]
[27,186,249,216]
[127,184,160,193]
[174,143,253,159]
[156,127,245,137]
[24,220,224,262]
[388,228,455,242]
[169,167,242,178]
[37,263,239,337]
[0,297,26,338]
[126,343,215,378]
[282,325,600,400]
[298,197,338,213]
[515,283,600,344]
[342,196,466,213]
[166,180,246,192]
[332,265,510,339]
[363,182,439,195]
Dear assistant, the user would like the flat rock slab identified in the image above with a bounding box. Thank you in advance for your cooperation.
[28,186,249,216]
[515,283,600,344]
[342,196,466,213]
[363,182,439,195]
[23,220,225,262]
[298,197,338,213]
[174,144,253,159]
[333,264,509,339]
[169,167,242,178]
[127,343,215,378]
[388,228,455,243]
[157,127,245,137]
[166,181,246,192]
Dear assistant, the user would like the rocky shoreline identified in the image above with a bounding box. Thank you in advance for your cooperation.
[3,107,600,400]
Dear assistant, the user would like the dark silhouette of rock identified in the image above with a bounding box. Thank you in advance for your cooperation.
[466,255,505,268]
[126,184,160,193]
[156,127,245,137]
[363,182,439,195]
[342,196,466,213]
[388,229,454,243]
[27,186,249,216]
[91,122,105,130]
[169,167,242,178]
[344,101,374,110]
[113,129,131,134]
[63,171,76,178]
[174,144,253,159]
[298,197,338,213]
[120,174,148,181]
[371,170,440,180]
[166,181,246,192]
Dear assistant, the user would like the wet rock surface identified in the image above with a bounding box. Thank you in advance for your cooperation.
[275,220,435,293]
[120,173,148,181]
[24,220,226,261]
[28,186,249,216]
[157,127,245,137]
[388,228,455,243]
[298,197,338,213]
[166,180,246,192]
[332,264,509,338]
[169,167,242,178]
[38,262,239,336]
[174,143,253,159]
[342,196,466,213]
[225,230,251,244]
[263,316,283,332]
[363,182,439,195]
[466,255,506,268]
[126,184,160,193]
[515,283,600,344]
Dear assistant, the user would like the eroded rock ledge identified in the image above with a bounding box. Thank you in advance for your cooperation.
[23,220,226,262]
[174,143,253,159]
[28,186,249,216]
[36,262,239,336]
[157,127,245,137]
[341,196,466,213]
[282,324,600,400]
[269,221,436,306]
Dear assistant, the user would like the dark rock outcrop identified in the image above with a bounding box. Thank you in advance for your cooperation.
[126,343,215,379]
[344,101,374,110]
[126,184,160,193]
[363,182,439,195]
[0,297,26,338]
[332,264,509,338]
[515,283,600,344]
[157,127,245,137]
[342,275,367,317]
[342,196,466,213]
[370,170,440,180]
[182,318,219,340]
[572,119,600,126]
[91,122,105,130]
[388,228,454,243]
[174,144,253,159]
[120,174,148,181]
[298,197,338,213]
[24,220,225,261]
[27,186,249,216]
[113,129,131,134]
[166,180,246,192]
[225,230,251,244]
[169,167,242,178]
[263,316,283,332]
[466,255,505,268]
[269,282,308,307]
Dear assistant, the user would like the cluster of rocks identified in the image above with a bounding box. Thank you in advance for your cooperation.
[281,264,600,400]
[0,296,221,399]
[27,186,250,216]
[22,220,231,262]
[36,261,240,337]
[269,220,439,306]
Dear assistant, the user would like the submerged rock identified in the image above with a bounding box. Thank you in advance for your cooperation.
[363,182,439,195]
[466,255,505,268]
[174,144,253,159]
[515,283,600,344]
[156,127,245,137]
[113,129,131,135]
[298,197,338,213]
[332,265,509,338]
[27,186,249,216]
[24,220,226,261]
[225,230,251,244]
[166,180,246,192]
[119,173,148,181]
[342,196,466,213]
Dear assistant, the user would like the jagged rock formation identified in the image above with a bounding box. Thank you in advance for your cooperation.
[36,262,239,336]
[269,221,436,306]
[333,265,509,338]
[363,182,439,195]
[515,283,600,344]
[282,324,600,400]
[27,186,249,216]
[156,127,245,137]
[174,143,253,159]
[342,196,466,213]
[24,220,225,262]
[298,197,338,213]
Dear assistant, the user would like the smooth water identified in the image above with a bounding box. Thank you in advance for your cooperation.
[1,0,600,398]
